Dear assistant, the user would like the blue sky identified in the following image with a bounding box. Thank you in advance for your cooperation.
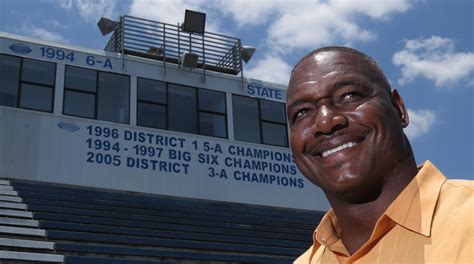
[1,0,473,179]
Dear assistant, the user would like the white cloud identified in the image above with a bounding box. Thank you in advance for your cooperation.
[404,108,436,140]
[21,24,69,44]
[267,3,373,51]
[393,36,474,88]
[44,19,68,29]
[59,0,73,9]
[245,54,292,85]
[214,0,278,27]
[329,0,410,20]
[468,79,474,87]
[129,0,222,33]
[129,0,199,25]
[59,0,117,23]
[215,0,410,51]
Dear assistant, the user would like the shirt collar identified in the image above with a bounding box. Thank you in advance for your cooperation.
[313,208,349,255]
[314,209,339,245]
[313,160,446,249]
[384,160,446,237]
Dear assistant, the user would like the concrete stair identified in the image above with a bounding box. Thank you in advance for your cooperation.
[0,250,63,262]
[3,178,325,263]
[0,179,64,263]
[0,217,39,227]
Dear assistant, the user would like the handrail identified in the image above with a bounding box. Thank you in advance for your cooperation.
[104,15,242,75]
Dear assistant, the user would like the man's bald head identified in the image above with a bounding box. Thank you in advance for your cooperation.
[290,46,392,95]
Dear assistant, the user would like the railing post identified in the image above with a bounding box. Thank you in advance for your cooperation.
[238,40,244,90]
[120,16,125,69]
[177,23,181,68]
[162,23,166,77]
[202,34,206,84]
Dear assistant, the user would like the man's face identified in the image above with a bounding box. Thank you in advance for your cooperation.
[287,50,409,202]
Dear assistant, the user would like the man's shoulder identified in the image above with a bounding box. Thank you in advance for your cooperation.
[444,179,474,190]
[430,178,473,260]
[437,178,473,214]
[441,179,474,201]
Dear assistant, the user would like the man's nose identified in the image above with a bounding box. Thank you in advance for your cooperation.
[312,104,347,136]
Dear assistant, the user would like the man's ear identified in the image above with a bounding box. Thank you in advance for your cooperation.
[391,89,409,128]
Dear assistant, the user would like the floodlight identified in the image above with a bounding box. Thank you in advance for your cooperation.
[241,46,256,63]
[97,17,119,36]
[181,10,206,34]
[179,52,199,68]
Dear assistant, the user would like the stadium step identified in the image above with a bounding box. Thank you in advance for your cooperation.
[0,226,46,236]
[0,237,54,249]
[0,180,64,263]
[0,182,32,219]
[0,179,11,186]
[0,209,33,218]
[0,185,14,191]
[0,190,18,196]
[0,217,39,227]
[0,250,63,262]
[0,201,27,210]
[0,195,22,203]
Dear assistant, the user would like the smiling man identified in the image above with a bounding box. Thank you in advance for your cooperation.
[287,47,473,263]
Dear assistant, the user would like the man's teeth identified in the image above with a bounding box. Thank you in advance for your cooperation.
[321,142,357,158]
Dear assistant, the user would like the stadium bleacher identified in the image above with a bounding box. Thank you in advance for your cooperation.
[0,178,324,263]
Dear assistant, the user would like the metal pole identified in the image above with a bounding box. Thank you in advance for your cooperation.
[202,34,206,83]
[177,23,181,68]
[162,23,166,77]
[120,16,125,69]
[240,41,244,90]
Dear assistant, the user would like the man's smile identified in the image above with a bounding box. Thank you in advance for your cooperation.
[321,141,358,158]
[304,129,369,160]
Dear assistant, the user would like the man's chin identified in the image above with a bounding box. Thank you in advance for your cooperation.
[323,175,384,204]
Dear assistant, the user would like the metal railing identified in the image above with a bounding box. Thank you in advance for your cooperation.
[104,15,242,75]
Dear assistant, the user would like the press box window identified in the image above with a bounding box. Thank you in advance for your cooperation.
[137,78,167,129]
[64,66,96,118]
[198,89,227,138]
[260,99,288,147]
[0,55,20,107]
[233,95,288,147]
[232,96,260,144]
[98,72,130,124]
[136,80,227,138]
[0,54,55,112]
[168,84,197,134]
[64,65,130,124]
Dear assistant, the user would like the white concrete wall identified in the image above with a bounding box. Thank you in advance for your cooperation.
[0,107,329,211]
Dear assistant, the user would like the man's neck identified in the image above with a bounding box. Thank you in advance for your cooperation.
[327,158,418,255]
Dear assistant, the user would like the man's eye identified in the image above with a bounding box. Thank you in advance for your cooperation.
[341,92,361,102]
[294,108,310,120]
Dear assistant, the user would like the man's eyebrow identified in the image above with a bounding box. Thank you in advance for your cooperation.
[287,98,311,111]
[331,78,370,89]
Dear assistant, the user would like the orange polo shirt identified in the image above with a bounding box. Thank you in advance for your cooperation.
[295,161,474,263]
